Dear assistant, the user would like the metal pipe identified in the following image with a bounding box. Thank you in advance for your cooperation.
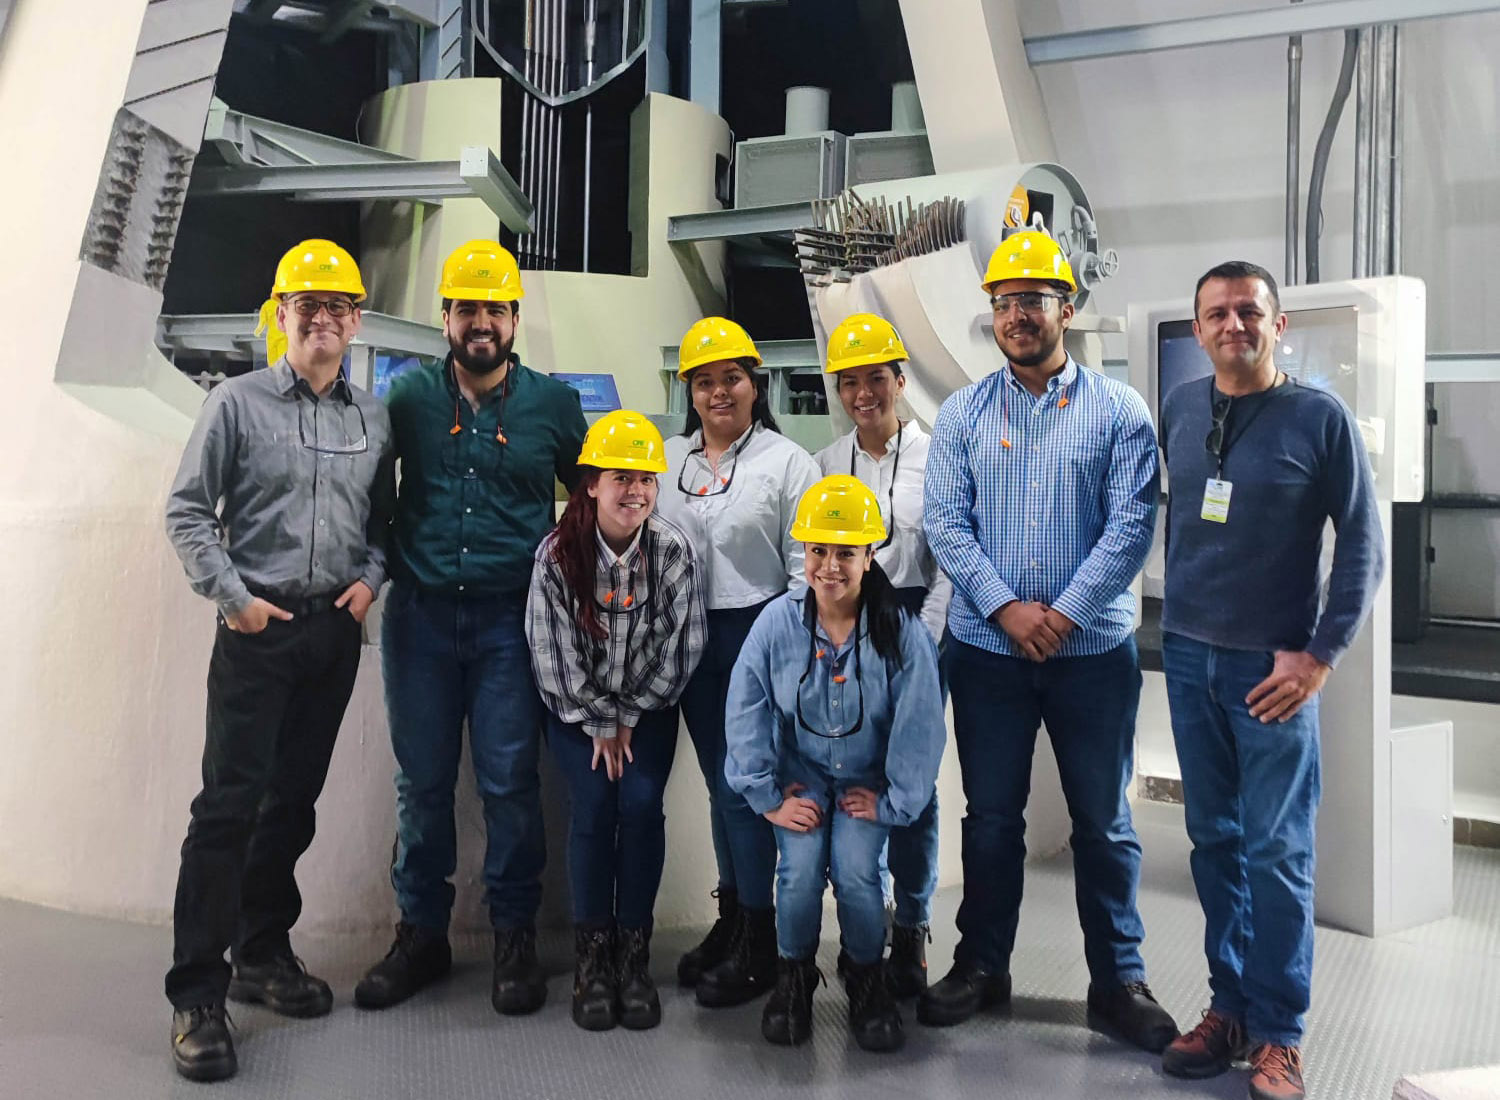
[1386,26,1398,271]
[550,0,567,268]
[1285,16,1303,285]
[583,0,598,272]
[1372,24,1395,275]
[1305,29,1358,283]
[1351,27,1374,278]
[1428,616,1500,630]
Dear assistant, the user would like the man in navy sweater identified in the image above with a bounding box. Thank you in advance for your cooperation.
[1157,261,1383,1100]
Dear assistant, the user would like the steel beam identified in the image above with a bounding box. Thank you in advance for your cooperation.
[667,201,817,244]
[205,99,406,168]
[158,310,447,359]
[320,0,377,42]
[1024,0,1500,65]
[1425,353,1500,384]
[191,145,535,233]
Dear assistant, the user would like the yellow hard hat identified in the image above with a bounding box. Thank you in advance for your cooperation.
[790,475,887,546]
[258,238,364,362]
[440,239,525,302]
[980,229,1077,293]
[825,313,908,373]
[271,239,366,300]
[678,316,761,379]
[577,410,668,473]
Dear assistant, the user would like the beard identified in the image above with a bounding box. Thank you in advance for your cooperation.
[998,325,1062,368]
[450,331,514,375]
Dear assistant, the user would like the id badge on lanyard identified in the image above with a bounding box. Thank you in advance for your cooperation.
[1201,478,1232,523]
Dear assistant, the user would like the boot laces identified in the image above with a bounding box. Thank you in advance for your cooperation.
[847,963,890,1015]
[1185,1009,1241,1048]
[496,927,532,966]
[182,1004,235,1036]
[579,930,614,984]
[1251,1044,1302,1083]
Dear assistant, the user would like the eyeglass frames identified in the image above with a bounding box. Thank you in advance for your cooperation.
[989,291,1068,316]
[286,295,358,319]
[295,390,368,455]
[795,598,865,740]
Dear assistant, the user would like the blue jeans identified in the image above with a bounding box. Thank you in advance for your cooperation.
[775,800,891,964]
[948,635,1147,986]
[678,601,779,909]
[887,793,939,927]
[547,708,678,930]
[1161,632,1321,1047]
[381,583,546,931]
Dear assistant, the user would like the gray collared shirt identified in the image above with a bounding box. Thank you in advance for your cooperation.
[166,359,395,615]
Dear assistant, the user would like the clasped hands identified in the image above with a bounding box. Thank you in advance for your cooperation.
[992,600,1076,662]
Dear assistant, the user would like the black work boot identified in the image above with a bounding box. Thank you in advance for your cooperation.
[845,958,905,1052]
[616,926,661,1030]
[886,924,930,999]
[1087,979,1180,1053]
[355,922,452,1009]
[695,904,777,1008]
[916,958,1012,1027]
[760,956,821,1046]
[492,927,547,1016]
[170,1004,236,1082]
[571,926,618,1032]
[677,888,738,987]
[228,953,333,1018]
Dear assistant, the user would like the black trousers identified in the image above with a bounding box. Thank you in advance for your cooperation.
[164,607,361,1009]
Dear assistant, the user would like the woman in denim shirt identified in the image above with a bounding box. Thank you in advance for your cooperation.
[724,475,945,1052]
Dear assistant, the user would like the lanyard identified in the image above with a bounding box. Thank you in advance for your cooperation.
[1210,374,1283,478]
[849,423,902,552]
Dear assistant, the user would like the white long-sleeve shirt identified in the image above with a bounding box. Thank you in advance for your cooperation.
[657,423,821,611]
[815,422,952,643]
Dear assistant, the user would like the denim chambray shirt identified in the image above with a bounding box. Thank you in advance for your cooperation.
[724,591,946,828]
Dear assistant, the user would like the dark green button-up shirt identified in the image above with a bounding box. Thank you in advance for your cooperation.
[387,355,587,597]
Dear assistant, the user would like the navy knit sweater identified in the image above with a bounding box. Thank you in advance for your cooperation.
[1160,376,1384,667]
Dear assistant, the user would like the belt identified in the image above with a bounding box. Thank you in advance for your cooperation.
[248,589,345,617]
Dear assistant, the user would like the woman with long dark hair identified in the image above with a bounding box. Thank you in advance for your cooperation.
[724,475,946,1052]
[654,317,820,1008]
[525,411,706,1033]
[813,313,952,998]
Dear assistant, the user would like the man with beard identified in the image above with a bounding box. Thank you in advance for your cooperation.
[355,240,587,1015]
[920,231,1178,1053]
[165,240,394,1081]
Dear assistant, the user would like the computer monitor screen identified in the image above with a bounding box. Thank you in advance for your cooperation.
[1155,305,1360,423]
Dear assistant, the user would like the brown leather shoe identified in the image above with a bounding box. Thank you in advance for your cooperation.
[1248,1043,1305,1100]
[1162,1009,1247,1078]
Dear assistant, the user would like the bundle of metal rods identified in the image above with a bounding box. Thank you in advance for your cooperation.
[795,191,966,286]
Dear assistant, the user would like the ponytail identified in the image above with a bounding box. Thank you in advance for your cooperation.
[860,560,906,668]
[549,472,607,641]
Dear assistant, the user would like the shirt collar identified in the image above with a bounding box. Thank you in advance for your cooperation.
[690,420,757,453]
[444,352,520,403]
[1002,354,1079,394]
[852,418,922,461]
[272,357,354,403]
[594,524,643,567]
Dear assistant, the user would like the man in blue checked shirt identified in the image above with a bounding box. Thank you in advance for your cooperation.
[918,230,1178,1053]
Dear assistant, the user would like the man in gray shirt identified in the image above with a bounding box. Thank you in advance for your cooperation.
[162,239,394,1082]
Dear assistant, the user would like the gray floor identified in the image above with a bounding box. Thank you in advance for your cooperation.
[4,803,1498,1099]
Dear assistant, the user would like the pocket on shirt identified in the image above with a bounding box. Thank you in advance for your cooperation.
[248,430,299,491]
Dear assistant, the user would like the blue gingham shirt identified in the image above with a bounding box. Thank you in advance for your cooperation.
[923,356,1159,658]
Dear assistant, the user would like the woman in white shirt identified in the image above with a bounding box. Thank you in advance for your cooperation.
[813,313,951,1001]
[655,316,820,1009]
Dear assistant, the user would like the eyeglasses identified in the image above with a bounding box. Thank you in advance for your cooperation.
[295,390,368,455]
[288,296,357,319]
[1205,394,1233,458]
[795,599,865,740]
[990,291,1068,316]
[677,433,751,498]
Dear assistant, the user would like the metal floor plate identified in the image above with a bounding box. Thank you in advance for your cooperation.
[3,803,1498,1099]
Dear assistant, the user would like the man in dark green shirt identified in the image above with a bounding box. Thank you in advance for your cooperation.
[356,240,586,1017]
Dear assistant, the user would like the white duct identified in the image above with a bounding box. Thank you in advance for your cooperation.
[891,80,924,132]
[784,85,830,136]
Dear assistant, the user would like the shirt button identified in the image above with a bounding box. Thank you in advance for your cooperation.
[1030,519,1037,527]
[465,507,472,514]
[1031,559,1039,567]
[832,700,840,708]
[462,547,469,554]
[471,428,477,434]
[318,518,325,526]
[1031,480,1039,488]
[468,467,475,474]
[835,762,843,769]
[458,584,466,592]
